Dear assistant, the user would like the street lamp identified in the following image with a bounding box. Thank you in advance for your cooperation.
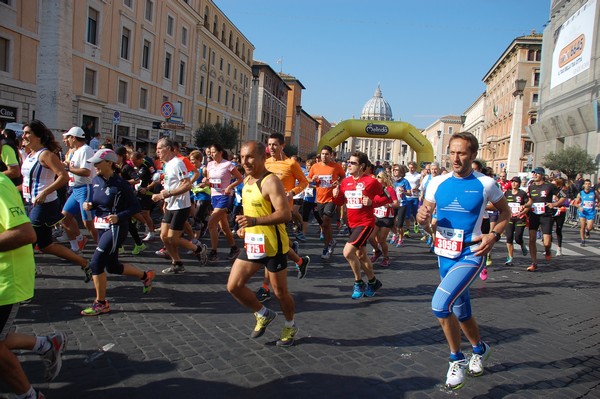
[460,114,466,126]
[514,79,527,98]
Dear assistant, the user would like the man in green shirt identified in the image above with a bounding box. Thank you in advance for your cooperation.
[0,173,66,398]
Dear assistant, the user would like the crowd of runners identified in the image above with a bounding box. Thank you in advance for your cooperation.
[1,121,599,397]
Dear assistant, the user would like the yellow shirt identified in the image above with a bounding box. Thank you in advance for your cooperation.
[242,173,289,257]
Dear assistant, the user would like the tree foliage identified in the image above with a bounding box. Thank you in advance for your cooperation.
[283,145,298,158]
[542,145,597,180]
[193,120,239,151]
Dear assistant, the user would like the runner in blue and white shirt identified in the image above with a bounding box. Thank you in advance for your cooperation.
[416,132,510,390]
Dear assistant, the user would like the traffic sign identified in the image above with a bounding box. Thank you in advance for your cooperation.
[113,111,121,125]
[160,102,174,118]
[160,121,185,130]
[500,162,505,168]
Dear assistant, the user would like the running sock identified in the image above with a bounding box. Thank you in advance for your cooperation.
[261,283,270,291]
[473,342,486,355]
[295,258,303,266]
[355,279,365,285]
[285,319,295,328]
[15,387,36,399]
[69,240,79,251]
[256,306,267,317]
[449,352,465,362]
[33,336,51,354]
[97,300,107,305]
[368,277,377,284]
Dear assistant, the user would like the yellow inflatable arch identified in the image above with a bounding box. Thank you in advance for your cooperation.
[317,119,434,168]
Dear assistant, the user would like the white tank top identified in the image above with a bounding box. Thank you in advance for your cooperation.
[21,148,58,204]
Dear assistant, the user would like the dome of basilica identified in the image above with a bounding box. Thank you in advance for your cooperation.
[360,85,393,121]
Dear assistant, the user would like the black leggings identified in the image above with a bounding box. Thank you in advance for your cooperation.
[554,213,566,247]
[505,220,526,245]
[129,218,142,245]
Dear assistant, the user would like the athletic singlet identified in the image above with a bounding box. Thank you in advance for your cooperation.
[425,171,504,258]
[21,148,58,204]
[242,173,289,257]
[579,190,596,210]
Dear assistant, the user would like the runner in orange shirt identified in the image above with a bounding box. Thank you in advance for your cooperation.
[255,133,310,302]
[308,145,346,260]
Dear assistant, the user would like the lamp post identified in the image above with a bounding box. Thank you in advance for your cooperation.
[295,105,302,151]
[506,78,527,175]
[436,130,443,163]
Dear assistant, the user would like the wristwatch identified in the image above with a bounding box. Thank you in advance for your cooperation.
[491,231,501,242]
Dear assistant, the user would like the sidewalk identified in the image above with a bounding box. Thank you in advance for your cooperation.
[2,226,599,398]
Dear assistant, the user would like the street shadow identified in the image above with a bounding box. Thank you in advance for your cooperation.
[20,373,440,399]
[471,353,600,398]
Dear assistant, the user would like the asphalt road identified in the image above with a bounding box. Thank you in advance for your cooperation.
[2,223,599,398]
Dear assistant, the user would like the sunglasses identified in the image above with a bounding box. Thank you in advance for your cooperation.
[347,161,359,165]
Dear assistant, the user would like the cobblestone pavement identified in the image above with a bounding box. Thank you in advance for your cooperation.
[2,224,599,398]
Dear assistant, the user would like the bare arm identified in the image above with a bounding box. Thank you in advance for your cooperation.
[36,151,68,205]
[236,175,291,228]
[0,221,36,252]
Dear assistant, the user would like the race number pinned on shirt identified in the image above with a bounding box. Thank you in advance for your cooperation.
[345,190,363,209]
[94,216,111,230]
[374,206,387,218]
[508,202,521,217]
[210,178,222,189]
[319,175,333,188]
[434,226,465,259]
[583,200,594,209]
[245,233,266,259]
[23,185,31,201]
[304,187,314,197]
[532,202,546,215]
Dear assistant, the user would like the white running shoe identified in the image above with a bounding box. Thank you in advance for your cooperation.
[468,342,491,376]
[142,232,155,242]
[446,359,468,390]
[56,232,69,242]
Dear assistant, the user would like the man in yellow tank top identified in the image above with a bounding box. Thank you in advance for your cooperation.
[226,141,298,347]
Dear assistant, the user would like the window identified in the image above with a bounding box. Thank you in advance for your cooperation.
[181,26,187,46]
[199,76,204,95]
[177,101,183,118]
[532,93,539,104]
[139,87,148,109]
[123,0,132,8]
[225,90,229,107]
[198,109,203,124]
[142,39,150,69]
[211,51,215,65]
[144,0,153,21]
[0,0,11,5]
[533,71,540,86]
[179,60,185,86]
[202,44,207,59]
[120,27,130,60]
[118,80,128,104]
[209,81,213,99]
[227,63,230,75]
[87,7,99,45]
[164,52,171,79]
[231,94,235,110]
[448,126,453,135]
[217,86,221,103]
[219,57,223,71]
[84,68,96,95]
[166,15,174,36]
[0,37,8,72]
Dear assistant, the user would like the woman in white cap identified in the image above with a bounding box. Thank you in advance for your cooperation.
[81,149,155,316]
[20,120,92,281]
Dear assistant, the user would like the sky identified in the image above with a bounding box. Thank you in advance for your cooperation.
[216,0,551,129]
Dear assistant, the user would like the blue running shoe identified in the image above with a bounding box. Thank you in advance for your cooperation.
[351,282,365,299]
[426,234,433,246]
[292,240,299,254]
[364,279,382,297]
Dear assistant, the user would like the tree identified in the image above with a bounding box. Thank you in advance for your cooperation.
[542,145,597,180]
[283,145,298,158]
[193,120,239,151]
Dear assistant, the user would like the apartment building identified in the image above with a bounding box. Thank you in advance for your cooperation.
[482,32,541,175]
[0,0,253,153]
[247,61,289,144]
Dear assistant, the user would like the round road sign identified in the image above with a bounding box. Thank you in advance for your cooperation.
[160,102,174,118]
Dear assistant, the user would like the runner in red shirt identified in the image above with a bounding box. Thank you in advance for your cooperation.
[332,151,390,299]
